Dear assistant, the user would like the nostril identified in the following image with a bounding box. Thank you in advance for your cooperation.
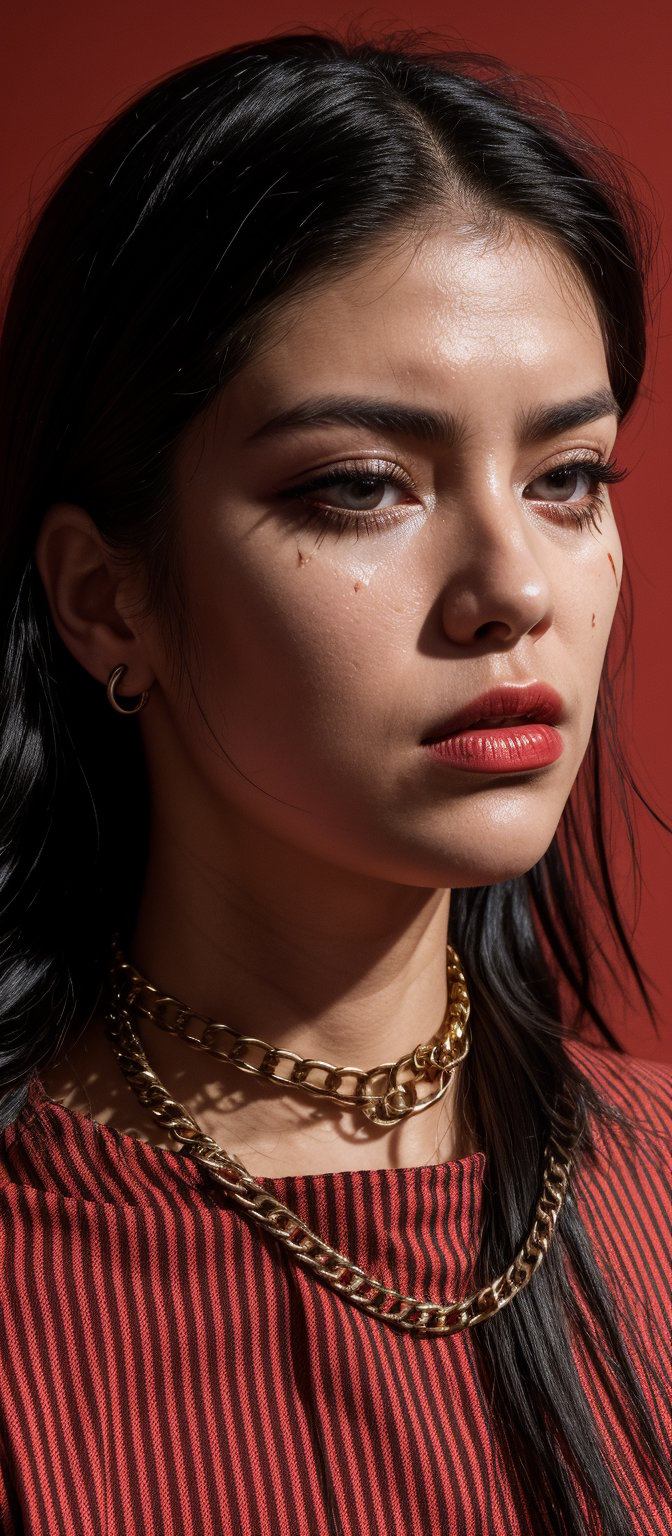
[473,620,515,642]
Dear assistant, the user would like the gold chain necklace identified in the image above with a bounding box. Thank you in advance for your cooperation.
[103,946,575,1337]
[109,939,472,1126]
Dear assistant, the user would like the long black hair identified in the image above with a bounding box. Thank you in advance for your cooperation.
[0,27,669,1533]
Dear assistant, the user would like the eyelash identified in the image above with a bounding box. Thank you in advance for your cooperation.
[278,455,628,540]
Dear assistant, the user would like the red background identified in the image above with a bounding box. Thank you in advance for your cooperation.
[2,1,671,1060]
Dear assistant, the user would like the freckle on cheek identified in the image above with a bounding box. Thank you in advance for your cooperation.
[353,582,361,593]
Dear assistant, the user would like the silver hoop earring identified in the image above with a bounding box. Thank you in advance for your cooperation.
[106,664,151,716]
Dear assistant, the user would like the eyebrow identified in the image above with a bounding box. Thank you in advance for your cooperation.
[248,396,462,447]
[247,387,621,448]
[516,388,621,443]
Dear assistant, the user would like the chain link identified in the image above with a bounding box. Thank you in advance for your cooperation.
[104,962,575,1337]
[110,940,471,1126]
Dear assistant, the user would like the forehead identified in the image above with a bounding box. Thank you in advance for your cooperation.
[231,221,608,425]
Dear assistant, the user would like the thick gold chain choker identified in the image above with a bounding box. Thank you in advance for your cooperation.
[108,938,471,1126]
[103,940,575,1337]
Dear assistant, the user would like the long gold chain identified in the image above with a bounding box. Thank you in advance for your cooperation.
[110,940,471,1126]
[103,959,575,1337]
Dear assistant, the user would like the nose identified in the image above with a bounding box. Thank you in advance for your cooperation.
[437,480,554,650]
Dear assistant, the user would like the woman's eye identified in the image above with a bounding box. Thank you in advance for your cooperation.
[306,474,409,511]
[524,464,597,503]
[276,461,421,539]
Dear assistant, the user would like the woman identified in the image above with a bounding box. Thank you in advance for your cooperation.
[0,27,669,1536]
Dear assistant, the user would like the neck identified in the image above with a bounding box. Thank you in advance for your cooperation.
[124,805,472,1178]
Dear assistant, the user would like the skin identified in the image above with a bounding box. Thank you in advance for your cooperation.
[35,218,623,1176]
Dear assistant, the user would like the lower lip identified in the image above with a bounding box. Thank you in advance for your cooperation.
[423,723,563,773]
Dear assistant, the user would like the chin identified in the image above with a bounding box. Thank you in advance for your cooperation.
[386,825,563,891]
[443,854,549,890]
[412,782,573,888]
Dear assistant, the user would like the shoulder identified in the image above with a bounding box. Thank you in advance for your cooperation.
[561,1042,672,1427]
[567,1036,672,1150]
[566,1039,672,1293]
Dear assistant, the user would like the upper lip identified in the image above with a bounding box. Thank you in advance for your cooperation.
[422,682,564,743]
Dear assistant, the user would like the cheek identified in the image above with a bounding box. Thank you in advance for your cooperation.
[599,525,623,626]
[562,521,622,641]
[601,499,623,586]
[189,541,402,745]
[606,549,620,591]
[567,534,622,748]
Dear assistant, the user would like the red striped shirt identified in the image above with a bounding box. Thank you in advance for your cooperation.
[0,1040,670,1534]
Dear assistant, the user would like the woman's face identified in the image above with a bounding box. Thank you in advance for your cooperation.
[134,219,623,890]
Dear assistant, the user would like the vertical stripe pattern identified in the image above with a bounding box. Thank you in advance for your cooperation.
[0,1041,669,1535]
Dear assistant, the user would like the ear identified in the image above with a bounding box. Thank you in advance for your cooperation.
[33,504,155,696]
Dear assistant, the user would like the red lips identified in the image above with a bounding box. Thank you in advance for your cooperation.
[422,683,563,744]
